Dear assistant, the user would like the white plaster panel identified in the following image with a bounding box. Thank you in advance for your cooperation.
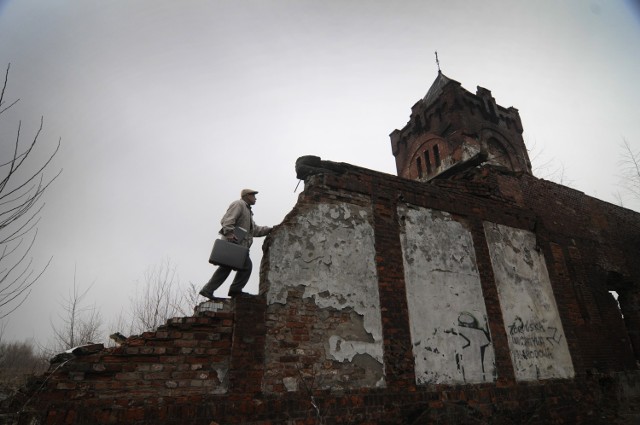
[399,205,496,385]
[265,202,384,375]
[483,222,575,380]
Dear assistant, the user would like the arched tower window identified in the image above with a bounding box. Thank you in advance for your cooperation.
[416,157,423,178]
[433,145,441,167]
[424,151,432,174]
[486,137,513,169]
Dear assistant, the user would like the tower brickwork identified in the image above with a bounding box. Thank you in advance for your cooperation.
[390,72,532,181]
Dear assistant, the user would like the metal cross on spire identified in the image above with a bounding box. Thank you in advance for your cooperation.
[435,51,441,73]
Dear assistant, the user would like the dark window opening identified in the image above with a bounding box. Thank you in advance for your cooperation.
[434,145,441,167]
[416,157,423,178]
[424,151,432,174]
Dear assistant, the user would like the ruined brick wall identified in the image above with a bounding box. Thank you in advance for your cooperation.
[518,173,639,372]
[261,195,385,393]
[4,310,235,423]
[4,158,640,424]
[275,160,637,384]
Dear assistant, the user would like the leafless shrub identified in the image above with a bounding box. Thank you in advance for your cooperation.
[127,258,191,334]
[47,267,102,355]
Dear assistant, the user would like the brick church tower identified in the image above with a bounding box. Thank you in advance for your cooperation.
[390,71,533,180]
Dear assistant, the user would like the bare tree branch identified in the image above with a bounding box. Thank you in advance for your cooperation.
[527,138,573,185]
[0,63,60,318]
[174,282,200,317]
[617,138,640,204]
[0,63,20,115]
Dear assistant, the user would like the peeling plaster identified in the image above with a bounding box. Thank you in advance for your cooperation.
[399,205,496,385]
[461,143,481,162]
[328,335,383,363]
[211,364,228,394]
[265,202,384,386]
[484,222,575,381]
[283,376,298,392]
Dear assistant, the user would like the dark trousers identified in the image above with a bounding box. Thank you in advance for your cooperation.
[201,257,252,296]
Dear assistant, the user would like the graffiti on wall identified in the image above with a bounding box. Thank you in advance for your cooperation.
[444,312,494,381]
[398,205,496,385]
[508,316,564,363]
[484,222,575,380]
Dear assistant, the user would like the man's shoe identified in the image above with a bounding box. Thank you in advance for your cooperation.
[199,289,215,300]
[228,291,250,298]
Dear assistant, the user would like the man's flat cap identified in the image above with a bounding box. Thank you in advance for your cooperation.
[241,189,259,197]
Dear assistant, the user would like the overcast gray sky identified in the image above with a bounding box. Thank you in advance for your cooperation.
[0,0,639,345]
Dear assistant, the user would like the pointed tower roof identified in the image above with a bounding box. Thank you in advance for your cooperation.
[422,71,455,109]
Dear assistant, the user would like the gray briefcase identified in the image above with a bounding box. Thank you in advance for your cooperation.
[209,239,249,270]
